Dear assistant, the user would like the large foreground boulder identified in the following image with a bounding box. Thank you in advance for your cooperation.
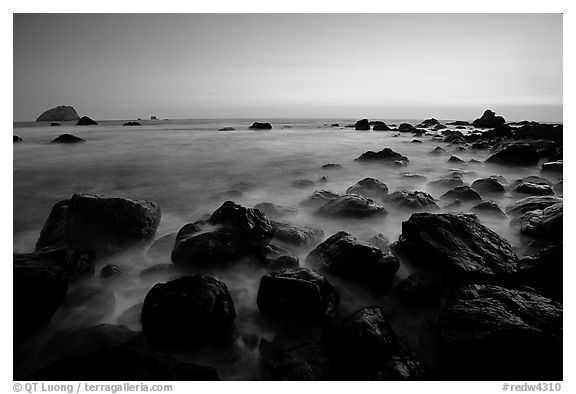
[505,195,562,217]
[141,275,236,346]
[485,143,539,166]
[306,232,399,292]
[384,191,439,211]
[257,268,337,321]
[439,284,562,380]
[316,194,387,219]
[395,213,518,282]
[513,182,554,196]
[471,109,505,128]
[35,193,161,256]
[36,105,80,122]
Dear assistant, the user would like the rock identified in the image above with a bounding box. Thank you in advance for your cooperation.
[13,253,68,339]
[355,147,409,164]
[323,306,398,378]
[219,127,235,131]
[316,194,387,219]
[34,247,95,279]
[271,220,324,248]
[300,190,340,208]
[123,121,141,126]
[36,106,80,122]
[418,118,440,127]
[441,186,482,202]
[259,323,334,380]
[541,160,563,173]
[141,275,236,346]
[395,213,518,282]
[146,233,177,260]
[554,180,563,195]
[513,123,563,142]
[439,284,562,380]
[470,201,506,218]
[470,141,489,150]
[14,135,23,142]
[50,122,61,126]
[306,232,399,292]
[428,172,464,191]
[485,143,539,166]
[398,123,416,132]
[60,286,116,326]
[100,264,128,280]
[321,163,342,170]
[249,122,272,129]
[381,355,427,380]
[448,155,465,163]
[515,202,562,241]
[35,193,161,256]
[76,116,97,126]
[51,133,85,143]
[433,124,447,130]
[117,304,143,330]
[345,177,389,200]
[506,195,562,217]
[291,179,315,188]
[384,190,439,211]
[518,245,562,301]
[373,123,390,131]
[150,116,157,120]
[471,109,505,128]
[209,200,274,245]
[482,124,513,140]
[471,178,505,194]
[513,182,554,196]
[330,123,339,127]
[354,119,370,130]
[140,264,181,282]
[257,243,300,270]
[257,268,337,321]
[394,273,443,307]
[254,202,297,219]
[429,146,446,155]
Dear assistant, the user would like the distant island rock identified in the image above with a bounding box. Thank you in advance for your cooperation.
[76,116,97,126]
[36,106,80,122]
[472,110,506,128]
[123,122,141,126]
[52,134,85,143]
[249,122,272,130]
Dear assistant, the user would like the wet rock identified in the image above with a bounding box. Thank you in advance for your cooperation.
[257,268,337,321]
[447,155,465,163]
[254,202,297,219]
[441,186,482,202]
[52,133,85,143]
[506,195,562,217]
[518,245,562,301]
[321,163,342,170]
[439,284,562,380]
[271,220,324,248]
[330,123,339,127]
[373,123,390,131]
[554,180,563,195]
[355,147,408,164]
[13,254,68,339]
[345,177,389,200]
[398,123,416,132]
[399,173,427,181]
[513,182,554,196]
[354,119,370,130]
[470,201,506,218]
[513,122,563,142]
[123,121,141,126]
[482,124,513,140]
[412,139,422,143]
[76,116,97,126]
[257,243,300,270]
[316,194,387,218]
[447,120,471,126]
[14,135,23,142]
[249,122,272,129]
[512,175,553,187]
[36,105,80,122]
[146,233,177,260]
[209,200,274,245]
[35,193,161,256]
[515,202,562,241]
[395,213,518,282]
[471,178,505,194]
[141,275,236,346]
[541,160,563,173]
[471,109,505,128]
[60,286,116,326]
[117,304,143,330]
[429,146,446,155]
[394,273,443,307]
[428,172,464,190]
[306,232,399,292]
[300,190,340,208]
[470,141,490,150]
[485,143,539,166]
[418,118,440,127]
[384,190,439,211]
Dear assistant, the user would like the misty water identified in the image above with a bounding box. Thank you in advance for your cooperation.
[13,118,562,379]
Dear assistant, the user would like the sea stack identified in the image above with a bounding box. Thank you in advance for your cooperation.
[36,106,80,122]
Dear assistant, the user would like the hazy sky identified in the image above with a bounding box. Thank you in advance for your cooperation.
[13,14,562,121]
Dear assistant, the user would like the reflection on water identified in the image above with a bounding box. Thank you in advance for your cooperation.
[13,118,562,379]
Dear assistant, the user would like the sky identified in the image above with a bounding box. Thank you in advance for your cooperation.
[13,13,563,122]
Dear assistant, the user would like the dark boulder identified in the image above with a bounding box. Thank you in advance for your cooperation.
[485,143,539,166]
[395,213,518,282]
[36,106,80,122]
[50,122,61,126]
[383,190,439,211]
[14,135,23,142]
[470,201,506,219]
[381,355,428,380]
[355,147,408,164]
[306,231,399,292]
[447,120,471,126]
[256,243,300,270]
[219,127,235,131]
[441,186,482,202]
[418,118,440,127]
[257,268,337,321]
[141,275,236,346]
[345,177,389,200]
[254,202,297,219]
[52,133,85,143]
[471,109,505,128]
[354,119,370,130]
[482,124,512,140]
[373,123,390,131]
[439,284,562,380]
[447,155,465,164]
[209,200,274,245]
[506,195,562,217]
[33,246,95,279]
[514,202,562,241]
[271,220,324,248]
[316,194,387,219]
[471,178,505,194]
[35,193,161,256]
[513,182,554,196]
[249,122,272,129]
[76,116,97,126]
[541,160,563,173]
[513,122,563,142]
[123,121,141,126]
[398,123,416,132]
[394,273,443,307]
[300,190,340,208]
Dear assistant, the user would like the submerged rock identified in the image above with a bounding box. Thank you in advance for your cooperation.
[355,147,408,164]
[249,122,272,130]
[429,146,446,155]
[515,202,562,241]
[257,268,337,321]
[76,116,97,126]
[254,202,297,219]
[146,233,177,261]
[513,182,554,196]
[271,220,324,248]
[471,109,505,128]
[471,177,505,194]
[345,177,389,200]
[219,127,235,131]
[300,190,340,208]
[439,284,562,380]
[291,179,315,188]
[123,121,141,126]
[447,155,465,164]
[140,264,181,282]
[383,190,439,211]
[485,143,539,166]
[441,186,482,202]
[141,275,236,346]
[316,194,387,219]
[321,163,342,170]
[428,172,464,191]
[470,201,507,218]
[52,133,85,143]
[36,105,80,122]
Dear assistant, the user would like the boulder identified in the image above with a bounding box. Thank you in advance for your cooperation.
[354,119,370,130]
[51,133,85,143]
[76,116,97,126]
[271,220,324,248]
[470,201,506,218]
[418,118,440,127]
[35,193,161,256]
[513,182,554,196]
[513,123,563,142]
[306,231,399,292]
[395,213,518,282]
[373,123,390,131]
[219,127,235,131]
[398,123,416,132]
[321,163,342,170]
[440,186,482,202]
[355,147,408,164]
[123,121,141,126]
[447,155,465,164]
[316,194,387,219]
[428,172,464,190]
[383,190,439,211]
[34,247,95,279]
[506,195,562,217]
[482,124,513,140]
[367,233,390,254]
[485,143,539,166]
[14,135,23,142]
[429,146,447,155]
[249,122,272,130]
[254,202,297,219]
[117,304,143,330]
[345,177,389,200]
[471,109,505,128]
[36,106,80,122]
[394,273,443,307]
[141,275,236,346]
[256,243,300,270]
[257,268,337,321]
[209,200,274,245]
[515,202,562,241]
[447,121,471,126]
[439,284,562,380]
[300,190,340,208]
[541,160,563,173]
[471,178,505,194]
